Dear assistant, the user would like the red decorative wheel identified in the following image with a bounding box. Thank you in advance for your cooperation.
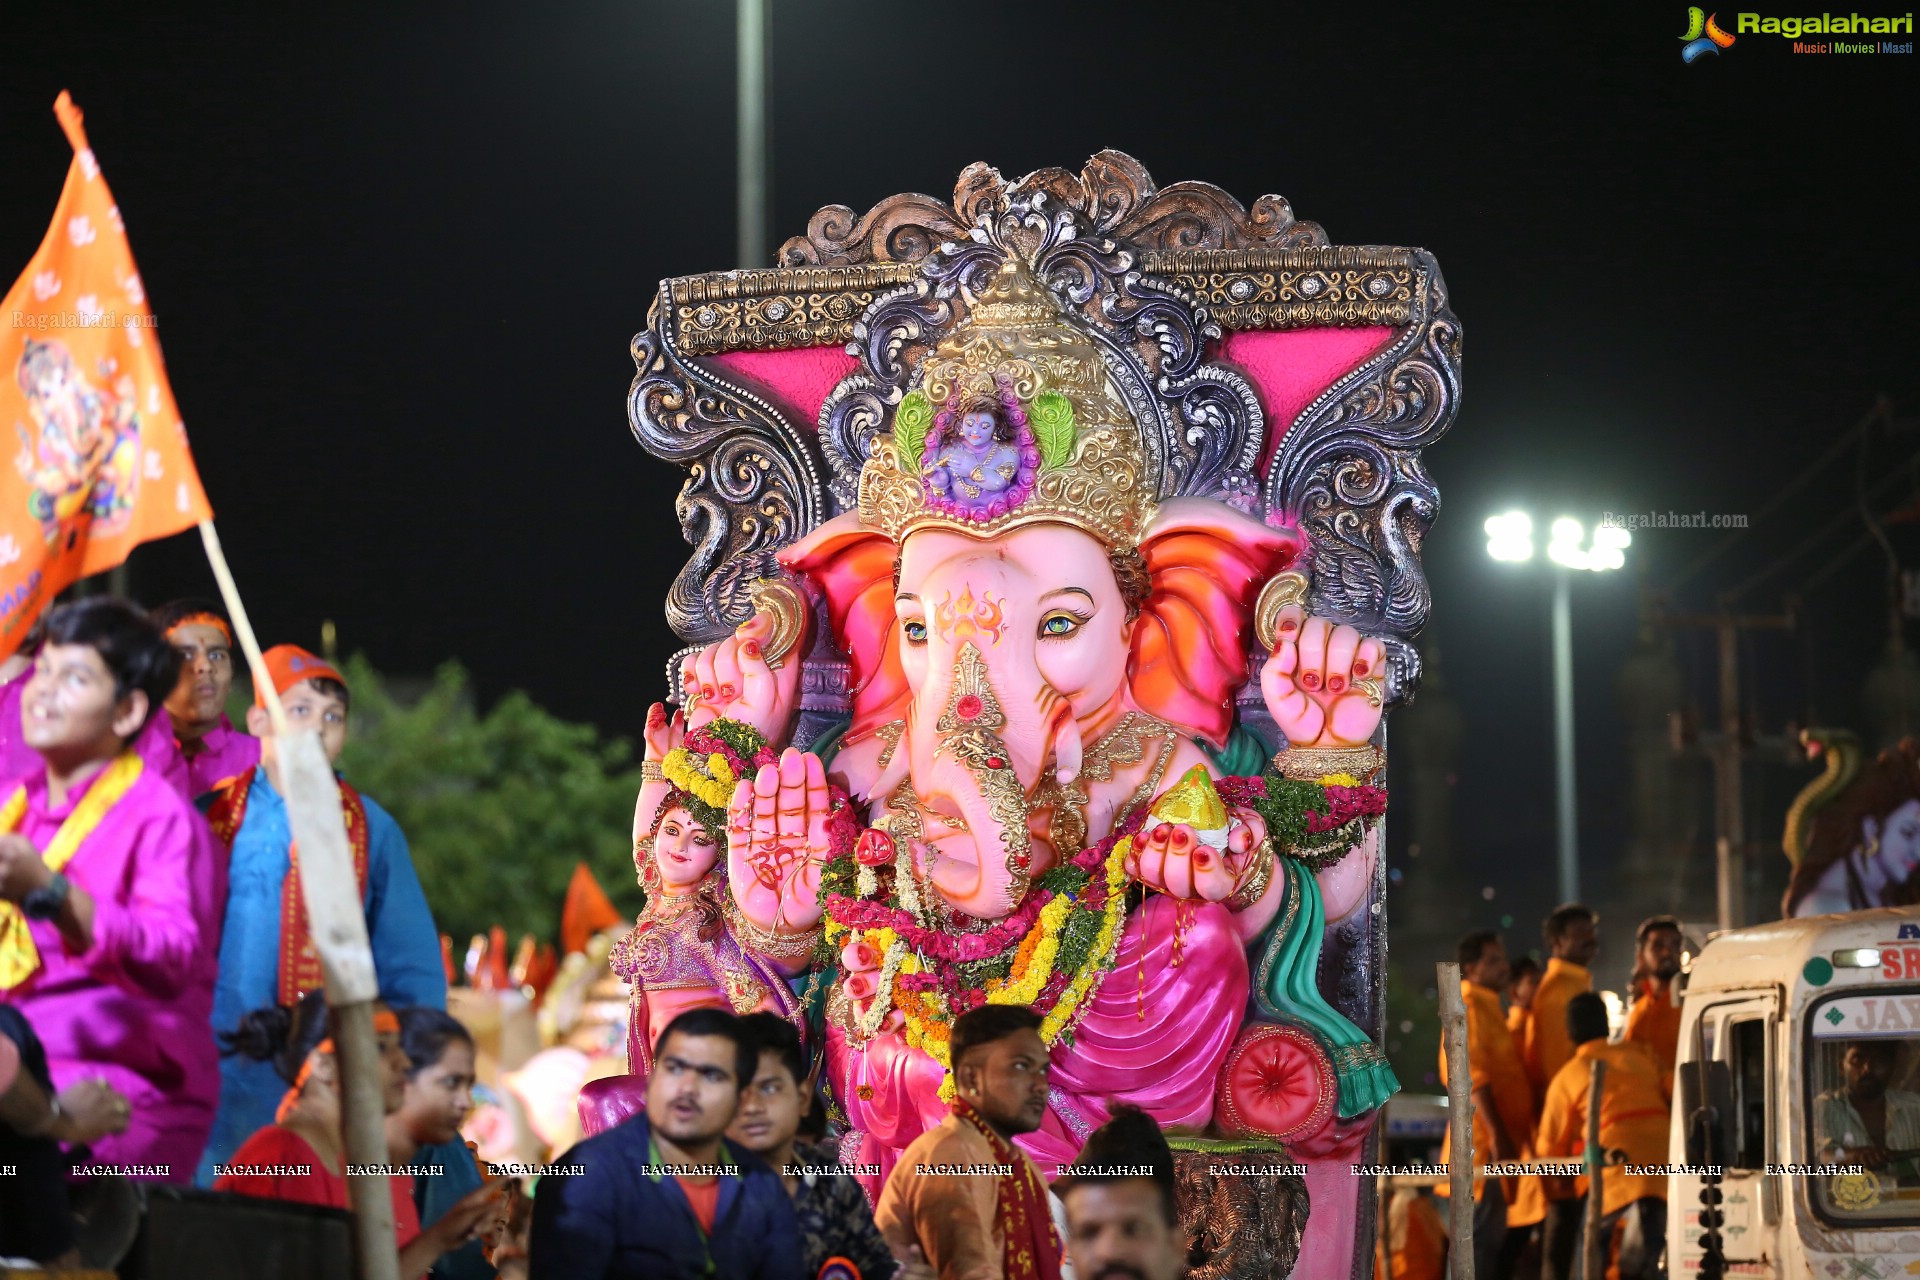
[1214,1022,1336,1142]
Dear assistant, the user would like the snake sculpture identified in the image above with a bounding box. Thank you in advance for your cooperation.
[1784,728,1865,867]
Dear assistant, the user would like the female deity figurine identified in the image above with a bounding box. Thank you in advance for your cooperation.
[609,708,821,1074]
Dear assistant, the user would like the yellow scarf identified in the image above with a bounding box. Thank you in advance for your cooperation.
[0,752,145,989]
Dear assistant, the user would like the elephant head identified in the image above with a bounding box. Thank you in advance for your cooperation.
[781,498,1299,918]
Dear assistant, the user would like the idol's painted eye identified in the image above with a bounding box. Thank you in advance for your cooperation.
[1039,610,1087,639]
[903,619,928,644]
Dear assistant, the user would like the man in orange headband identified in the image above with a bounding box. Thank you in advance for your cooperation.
[193,643,445,1186]
[151,600,262,798]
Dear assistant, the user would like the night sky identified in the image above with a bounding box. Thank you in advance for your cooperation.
[4,3,1915,968]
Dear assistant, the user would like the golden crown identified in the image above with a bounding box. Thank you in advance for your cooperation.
[855,257,1154,548]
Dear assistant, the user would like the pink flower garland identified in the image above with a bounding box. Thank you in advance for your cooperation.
[1306,784,1388,833]
[823,887,1054,962]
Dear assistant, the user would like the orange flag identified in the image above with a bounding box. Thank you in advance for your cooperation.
[560,861,623,956]
[0,92,213,658]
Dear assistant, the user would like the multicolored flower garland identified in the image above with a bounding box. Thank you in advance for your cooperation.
[1217,768,1388,871]
[816,760,1386,1099]
[821,817,1135,1099]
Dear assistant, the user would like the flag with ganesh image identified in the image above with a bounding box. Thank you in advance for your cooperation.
[0,91,213,659]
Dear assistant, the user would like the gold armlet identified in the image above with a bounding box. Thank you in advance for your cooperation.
[640,761,665,782]
[1273,744,1385,783]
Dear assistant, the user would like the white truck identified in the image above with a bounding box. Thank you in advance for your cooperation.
[1670,904,1920,1276]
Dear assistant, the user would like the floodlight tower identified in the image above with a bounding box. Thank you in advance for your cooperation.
[1484,512,1632,904]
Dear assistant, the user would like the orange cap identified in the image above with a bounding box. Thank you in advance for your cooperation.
[254,644,345,707]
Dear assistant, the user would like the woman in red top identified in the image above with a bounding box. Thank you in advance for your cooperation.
[213,991,497,1277]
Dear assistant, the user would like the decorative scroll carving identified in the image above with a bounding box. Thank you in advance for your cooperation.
[777,191,967,269]
[830,186,1268,507]
[1172,1152,1308,1280]
[1265,253,1462,651]
[629,291,831,644]
[779,150,1326,268]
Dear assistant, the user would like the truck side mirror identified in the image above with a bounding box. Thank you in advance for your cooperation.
[1680,1058,1733,1166]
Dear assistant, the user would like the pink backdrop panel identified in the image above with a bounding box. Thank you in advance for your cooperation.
[1220,327,1398,474]
[705,347,861,430]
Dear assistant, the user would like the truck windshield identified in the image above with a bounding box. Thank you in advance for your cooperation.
[1808,992,1920,1222]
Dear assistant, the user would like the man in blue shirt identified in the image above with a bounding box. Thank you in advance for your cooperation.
[530,1008,803,1280]
[194,645,445,1184]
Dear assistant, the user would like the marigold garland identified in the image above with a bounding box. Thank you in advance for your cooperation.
[822,829,1132,1100]
[656,719,778,834]
[819,764,1386,1100]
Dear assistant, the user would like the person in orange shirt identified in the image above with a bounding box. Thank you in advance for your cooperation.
[1438,930,1535,1280]
[1375,1185,1448,1280]
[1524,903,1598,1280]
[1535,993,1671,1280]
[1622,915,1684,1088]
[1507,955,1541,1039]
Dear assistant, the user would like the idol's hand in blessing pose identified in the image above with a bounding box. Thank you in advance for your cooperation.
[726,747,833,932]
[632,702,687,874]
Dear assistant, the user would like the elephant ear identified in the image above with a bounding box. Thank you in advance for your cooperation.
[894,391,933,467]
[1030,392,1075,469]
[777,513,910,738]
[1130,499,1305,749]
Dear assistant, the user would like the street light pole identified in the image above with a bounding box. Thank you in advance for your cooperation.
[736,0,770,267]
[1551,568,1578,903]
[1488,512,1630,909]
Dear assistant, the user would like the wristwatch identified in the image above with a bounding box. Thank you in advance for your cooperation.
[23,872,71,921]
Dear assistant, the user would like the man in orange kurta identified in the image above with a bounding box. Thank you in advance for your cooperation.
[1536,993,1672,1280]
[1622,915,1684,1088]
[1524,903,1598,1280]
[1438,930,1536,1279]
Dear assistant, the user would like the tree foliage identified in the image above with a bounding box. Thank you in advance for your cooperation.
[333,655,643,946]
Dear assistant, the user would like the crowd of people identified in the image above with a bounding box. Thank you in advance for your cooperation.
[1392,905,1685,1280]
[0,592,1197,1280]
[529,1001,1189,1280]
[0,593,508,1273]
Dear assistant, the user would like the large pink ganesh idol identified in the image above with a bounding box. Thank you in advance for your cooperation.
[663,257,1398,1191]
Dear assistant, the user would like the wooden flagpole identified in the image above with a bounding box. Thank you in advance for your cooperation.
[1580,1060,1609,1280]
[1437,962,1476,1279]
[198,521,399,1280]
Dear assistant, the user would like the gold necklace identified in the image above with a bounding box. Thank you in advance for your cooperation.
[1055,711,1177,850]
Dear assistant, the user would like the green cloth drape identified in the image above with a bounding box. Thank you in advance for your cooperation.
[1251,857,1400,1118]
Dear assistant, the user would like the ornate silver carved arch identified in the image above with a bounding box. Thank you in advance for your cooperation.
[628,151,1462,709]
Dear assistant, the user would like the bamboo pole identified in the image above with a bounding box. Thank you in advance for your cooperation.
[1436,962,1475,1280]
[198,521,398,1280]
[1580,1059,1608,1280]
[1378,1168,1394,1279]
